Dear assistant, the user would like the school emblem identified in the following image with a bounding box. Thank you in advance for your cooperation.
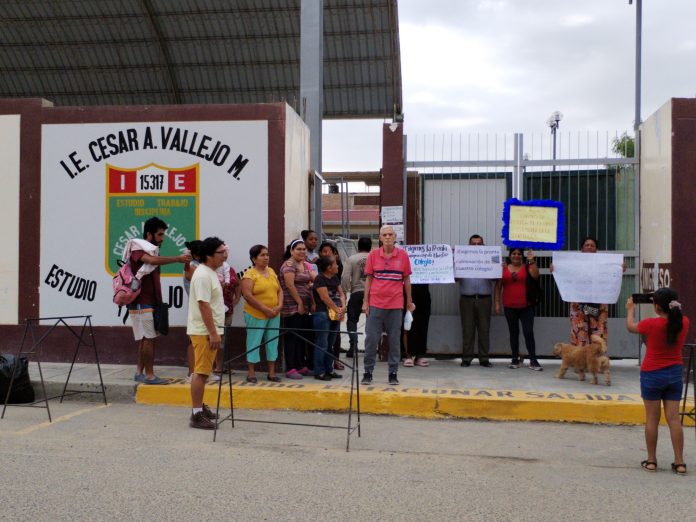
[105,163,199,276]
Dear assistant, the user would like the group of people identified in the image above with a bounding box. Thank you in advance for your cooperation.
[458,234,615,372]
[124,218,691,477]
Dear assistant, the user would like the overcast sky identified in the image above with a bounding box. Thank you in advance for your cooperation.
[323,0,696,172]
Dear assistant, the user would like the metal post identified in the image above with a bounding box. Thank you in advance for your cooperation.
[301,0,324,236]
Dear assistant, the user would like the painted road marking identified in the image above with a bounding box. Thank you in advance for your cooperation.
[16,404,111,435]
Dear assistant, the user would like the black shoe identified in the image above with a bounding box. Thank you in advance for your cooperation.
[190,411,216,430]
[201,403,219,420]
[315,373,331,381]
[460,360,471,367]
[480,361,493,368]
[388,373,399,385]
[361,372,372,385]
[328,372,342,379]
[346,347,356,358]
[267,375,282,382]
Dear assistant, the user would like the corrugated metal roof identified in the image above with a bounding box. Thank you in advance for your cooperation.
[0,0,402,118]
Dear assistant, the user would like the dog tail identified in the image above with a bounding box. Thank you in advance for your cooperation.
[590,334,607,353]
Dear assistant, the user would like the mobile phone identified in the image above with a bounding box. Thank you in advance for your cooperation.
[632,293,654,304]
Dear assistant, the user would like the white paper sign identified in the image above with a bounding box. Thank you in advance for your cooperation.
[403,244,454,284]
[392,224,405,242]
[454,245,503,279]
[552,252,624,304]
[381,205,403,224]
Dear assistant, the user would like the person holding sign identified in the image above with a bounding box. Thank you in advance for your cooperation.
[625,288,689,475]
[361,225,415,386]
[495,248,543,370]
[569,237,609,346]
[458,234,495,368]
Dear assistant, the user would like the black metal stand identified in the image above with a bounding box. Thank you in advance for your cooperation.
[680,343,695,437]
[1,315,107,422]
[212,325,362,451]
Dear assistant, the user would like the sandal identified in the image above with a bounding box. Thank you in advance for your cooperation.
[671,462,687,475]
[267,375,281,383]
[414,358,429,367]
[246,376,258,384]
[403,357,414,367]
[641,460,657,472]
[334,360,345,371]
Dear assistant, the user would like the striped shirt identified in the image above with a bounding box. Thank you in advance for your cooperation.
[364,246,412,310]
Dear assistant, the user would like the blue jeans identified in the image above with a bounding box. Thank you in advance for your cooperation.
[312,312,339,376]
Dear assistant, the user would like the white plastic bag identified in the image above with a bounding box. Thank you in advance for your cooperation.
[403,310,414,331]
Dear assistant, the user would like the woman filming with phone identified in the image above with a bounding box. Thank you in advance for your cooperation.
[626,287,689,475]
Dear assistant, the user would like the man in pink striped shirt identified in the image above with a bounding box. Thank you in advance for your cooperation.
[361,225,415,385]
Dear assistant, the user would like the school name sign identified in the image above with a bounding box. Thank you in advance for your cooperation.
[40,120,268,326]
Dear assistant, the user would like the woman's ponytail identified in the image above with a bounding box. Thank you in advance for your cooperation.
[653,288,683,345]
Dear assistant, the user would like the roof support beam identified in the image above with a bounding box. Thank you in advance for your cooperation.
[301,0,324,236]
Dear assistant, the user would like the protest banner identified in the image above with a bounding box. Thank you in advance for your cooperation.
[403,244,454,284]
[454,245,502,279]
[552,252,624,303]
[502,198,565,250]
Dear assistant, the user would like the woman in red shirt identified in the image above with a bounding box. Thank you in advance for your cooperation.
[495,248,542,370]
[626,287,689,475]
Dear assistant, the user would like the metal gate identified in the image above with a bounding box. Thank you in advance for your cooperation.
[406,132,639,357]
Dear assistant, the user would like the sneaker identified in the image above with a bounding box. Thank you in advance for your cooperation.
[528,363,544,371]
[190,411,216,430]
[134,373,145,383]
[208,373,221,383]
[361,372,373,385]
[508,360,520,369]
[286,369,303,380]
[480,361,493,368]
[184,374,192,384]
[201,403,219,420]
[143,376,170,385]
[388,373,399,385]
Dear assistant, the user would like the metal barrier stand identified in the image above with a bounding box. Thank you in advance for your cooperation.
[680,343,696,437]
[1,315,107,422]
[212,325,362,452]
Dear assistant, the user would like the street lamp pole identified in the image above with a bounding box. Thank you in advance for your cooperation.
[547,111,563,172]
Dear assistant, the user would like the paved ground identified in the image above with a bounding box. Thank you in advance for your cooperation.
[0,403,694,521]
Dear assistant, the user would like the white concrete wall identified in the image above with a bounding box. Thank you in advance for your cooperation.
[0,115,20,324]
[284,105,311,245]
[640,99,673,267]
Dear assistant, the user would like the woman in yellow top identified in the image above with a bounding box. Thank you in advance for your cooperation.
[241,244,283,383]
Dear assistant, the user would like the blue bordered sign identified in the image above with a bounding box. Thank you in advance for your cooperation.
[502,198,565,250]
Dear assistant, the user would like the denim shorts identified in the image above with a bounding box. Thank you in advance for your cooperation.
[640,364,683,401]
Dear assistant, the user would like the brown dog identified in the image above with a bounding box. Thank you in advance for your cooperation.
[553,334,611,385]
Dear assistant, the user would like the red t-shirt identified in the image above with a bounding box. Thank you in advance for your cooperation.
[638,316,690,372]
[130,250,161,306]
[501,265,528,308]
[365,246,412,310]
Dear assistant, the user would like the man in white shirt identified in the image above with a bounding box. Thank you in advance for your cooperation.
[187,236,226,430]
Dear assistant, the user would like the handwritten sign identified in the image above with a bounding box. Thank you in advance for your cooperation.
[502,198,565,250]
[552,252,624,304]
[381,206,403,224]
[454,245,502,279]
[403,244,454,284]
